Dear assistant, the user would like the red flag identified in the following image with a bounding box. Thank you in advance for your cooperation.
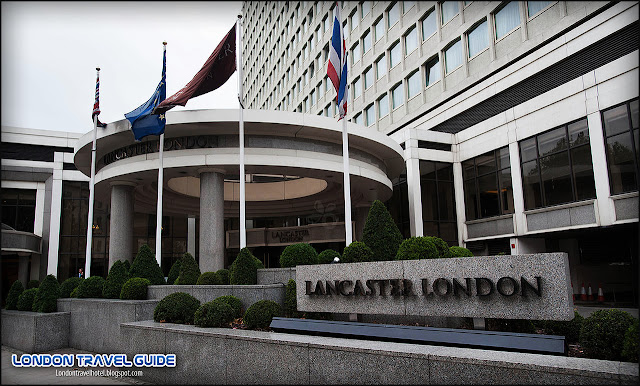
[154,23,236,114]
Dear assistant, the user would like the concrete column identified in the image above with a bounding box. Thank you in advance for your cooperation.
[108,182,135,268]
[199,169,225,272]
[509,138,527,235]
[452,159,466,247]
[405,142,423,237]
[46,161,63,276]
[18,254,29,287]
[30,254,40,281]
[587,110,615,225]
[354,205,370,241]
[187,216,197,257]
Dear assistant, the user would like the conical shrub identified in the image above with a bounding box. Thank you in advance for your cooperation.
[5,280,24,310]
[175,253,200,285]
[103,261,130,299]
[230,248,257,285]
[33,274,60,313]
[129,244,165,285]
[166,258,183,285]
[362,200,403,261]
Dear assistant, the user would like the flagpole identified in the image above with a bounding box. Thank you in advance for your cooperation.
[155,42,167,268]
[237,15,246,249]
[342,118,352,245]
[85,67,100,278]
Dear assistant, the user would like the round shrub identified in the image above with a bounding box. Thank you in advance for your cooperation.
[215,269,230,285]
[27,280,40,289]
[318,249,340,264]
[449,246,473,257]
[284,279,298,318]
[230,248,258,285]
[166,258,183,285]
[129,244,165,285]
[214,295,243,319]
[60,277,83,298]
[102,261,130,299]
[196,272,218,285]
[175,252,200,285]
[341,241,374,263]
[120,277,151,300]
[70,286,80,298]
[5,280,24,310]
[16,288,38,311]
[622,318,639,363]
[194,300,235,328]
[243,300,281,329]
[541,310,584,343]
[153,292,201,324]
[395,237,438,260]
[580,309,635,361]
[33,274,60,313]
[76,276,105,298]
[279,243,318,268]
[362,200,403,261]
[425,236,451,259]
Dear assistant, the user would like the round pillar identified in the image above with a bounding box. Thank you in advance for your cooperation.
[108,182,135,269]
[199,169,225,272]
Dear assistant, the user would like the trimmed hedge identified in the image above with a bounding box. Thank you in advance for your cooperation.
[243,300,281,329]
[153,292,201,324]
[103,261,130,299]
[279,243,318,268]
[175,253,201,285]
[27,280,40,289]
[196,272,218,285]
[194,300,235,328]
[16,288,38,311]
[540,310,584,343]
[76,276,105,298]
[622,318,639,363]
[449,246,473,257]
[129,244,165,285]
[426,236,451,259]
[395,237,438,260]
[214,295,243,319]
[33,274,60,313]
[230,248,258,285]
[318,249,340,264]
[215,269,230,285]
[284,279,298,318]
[122,259,131,274]
[5,280,24,310]
[362,200,403,261]
[341,241,374,263]
[120,277,151,300]
[60,277,83,298]
[70,287,80,298]
[166,258,183,285]
[580,309,636,361]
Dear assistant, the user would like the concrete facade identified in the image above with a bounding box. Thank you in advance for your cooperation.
[1,310,70,354]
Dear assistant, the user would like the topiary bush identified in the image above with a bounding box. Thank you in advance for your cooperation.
[243,300,281,329]
[580,309,636,361]
[449,246,473,257]
[540,310,584,343]
[214,295,243,319]
[196,272,218,285]
[27,280,40,289]
[129,244,165,285]
[341,241,374,263]
[120,277,151,300]
[253,256,264,269]
[60,277,83,298]
[76,276,105,298]
[153,292,200,324]
[362,200,403,261]
[318,249,340,264]
[122,259,131,274]
[279,243,318,268]
[284,279,299,318]
[33,274,60,313]
[622,318,639,363]
[166,258,183,285]
[5,280,24,310]
[175,253,200,285]
[215,269,230,285]
[194,300,235,328]
[395,237,438,260]
[425,236,451,259]
[16,288,38,311]
[70,287,80,298]
[230,248,258,285]
[102,261,130,299]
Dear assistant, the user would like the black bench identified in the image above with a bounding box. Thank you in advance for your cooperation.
[270,317,566,355]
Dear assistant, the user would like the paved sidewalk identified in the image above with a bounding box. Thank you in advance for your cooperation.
[1,346,152,385]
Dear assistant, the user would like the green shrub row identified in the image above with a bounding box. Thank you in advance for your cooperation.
[579,309,638,361]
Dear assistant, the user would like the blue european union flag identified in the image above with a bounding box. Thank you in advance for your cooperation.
[125,46,167,141]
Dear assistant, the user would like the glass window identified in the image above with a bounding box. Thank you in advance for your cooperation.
[495,2,521,39]
[467,20,488,58]
[361,1,371,19]
[350,10,359,30]
[407,70,421,98]
[352,42,361,64]
[311,89,316,106]
[441,1,459,25]
[425,57,440,86]
[405,27,418,55]
[389,41,401,68]
[602,99,640,194]
[420,161,458,245]
[403,1,416,13]
[323,15,329,32]
[374,17,384,41]
[376,55,387,79]
[422,8,437,40]
[354,112,364,125]
[365,104,375,126]
[392,83,404,109]
[527,1,552,18]
[378,94,389,117]
[362,29,372,53]
[444,40,462,73]
[353,77,362,99]
[364,66,374,89]
[1,188,36,233]
[388,2,400,28]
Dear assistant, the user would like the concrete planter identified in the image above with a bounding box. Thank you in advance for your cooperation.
[1,309,69,353]
[257,267,296,285]
[120,320,639,385]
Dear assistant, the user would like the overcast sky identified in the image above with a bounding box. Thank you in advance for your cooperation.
[1,1,243,134]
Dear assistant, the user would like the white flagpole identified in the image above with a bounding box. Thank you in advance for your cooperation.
[237,15,246,249]
[342,117,352,245]
[155,42,167,267]
[85,67,100,278]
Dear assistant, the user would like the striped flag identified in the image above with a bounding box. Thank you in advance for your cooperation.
[92,71,107,128]
[327,1,348,119]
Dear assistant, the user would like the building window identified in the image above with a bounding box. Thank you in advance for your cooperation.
[350,10,359,31]
[425,56,440,86]
[444,39,462,74]
[365,104,375,126]
[378,93,389,118]
[374,17,384,41]
[352,41,361,64]
[389,41,401,68]
[311,89,316,106]
[495,2,520,39]
[391,83,404,109]
[1,188,36,233]
[354,112,364,125]
[376,55,387,79]
[387,174,411,238]
[403,1,415,13]
[362,29,372,53]
[353,77,362,99]
[361,1,371,19]
[467,20,488,58]
[364,66,374,89]
[602,99,640,194]
[527,1,552,18]
[519,118,596,210]
[421,8,437,40]
[420,161,458,246]
[407,70,421,99]
[323,15,329,32]
[388,2,400,28]
[404,26,418,55]
[462,146,514,221]
[441,1,459,25]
